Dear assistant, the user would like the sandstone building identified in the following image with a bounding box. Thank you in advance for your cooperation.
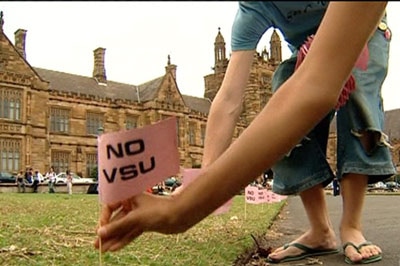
[0,13,281,178]
[0,12,398,179]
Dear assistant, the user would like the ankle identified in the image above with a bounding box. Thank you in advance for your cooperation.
[340,227,366,244]
[340,225,363,235]
[302,229,337,247]
[310,226,335,238]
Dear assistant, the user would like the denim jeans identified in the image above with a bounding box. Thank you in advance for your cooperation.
[270,16,396,195]
[48,181,55,193]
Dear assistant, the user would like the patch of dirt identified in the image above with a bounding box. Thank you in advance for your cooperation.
[232,204,321,266]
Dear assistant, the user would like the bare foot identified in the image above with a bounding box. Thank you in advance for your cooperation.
[341,227,382,263]
[267,228,337,262]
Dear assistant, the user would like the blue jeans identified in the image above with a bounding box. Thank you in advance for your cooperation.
[48,181,55,193]
[270,16,396,195]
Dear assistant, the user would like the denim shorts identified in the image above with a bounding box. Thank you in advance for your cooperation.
[270,16,397,195]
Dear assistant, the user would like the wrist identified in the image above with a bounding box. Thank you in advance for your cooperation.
[163,194,191,233]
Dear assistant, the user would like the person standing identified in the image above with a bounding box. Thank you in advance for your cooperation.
[32,170,40,193]
[15,170,25,193]
[46,167,56,193]
[66,170,73,195]
[95,3,395,265]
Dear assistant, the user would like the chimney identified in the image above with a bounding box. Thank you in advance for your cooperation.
[14,29,27,59]
[165,54,177,80]
[93,47,107,85]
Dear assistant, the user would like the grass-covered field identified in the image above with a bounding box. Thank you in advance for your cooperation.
[0,193,285,266]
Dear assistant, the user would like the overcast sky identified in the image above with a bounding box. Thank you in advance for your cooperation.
[2,2,399,110]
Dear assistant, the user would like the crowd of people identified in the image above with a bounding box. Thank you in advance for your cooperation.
[14,166,73,194]
[15,167,43,193]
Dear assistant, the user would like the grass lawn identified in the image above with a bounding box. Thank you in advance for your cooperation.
[0,193,285,266]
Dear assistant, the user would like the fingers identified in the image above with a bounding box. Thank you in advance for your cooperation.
[98,198,133,226]
[95,201,132,250]
[98,208,136,238]
[103,227,144,252]
[94,193,171,252]
[99,202,122,226]
[96,211,144,252]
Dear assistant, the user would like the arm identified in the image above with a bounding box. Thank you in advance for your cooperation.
[95,2,387,251]
[202,50,254,167]
[172,1,388,229]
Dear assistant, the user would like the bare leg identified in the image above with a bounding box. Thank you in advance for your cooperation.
[268,184,337,261]
[340,173,382,263]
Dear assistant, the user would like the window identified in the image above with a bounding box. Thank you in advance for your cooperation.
[200,124,206,146]
[218,48,223,61]
[0,138,20,172]
[86,112,103,135]
[50,108,70,133]
[86,153,97,178]
[51,151,70,173]
[188,122,196,145]
[0,88,21,121]
[126,115,139,130]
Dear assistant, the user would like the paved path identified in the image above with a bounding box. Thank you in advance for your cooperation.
[263,194,400,265]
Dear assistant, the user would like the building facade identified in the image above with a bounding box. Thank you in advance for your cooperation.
[0,13,281,177]
[0,12,398,179]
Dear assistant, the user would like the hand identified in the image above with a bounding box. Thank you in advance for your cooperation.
[94,192,182,252]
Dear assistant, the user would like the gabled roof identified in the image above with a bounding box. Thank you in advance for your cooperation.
[2,21,211,115]
[0,31,48,86]
[137,76,164,102]
[33,67,212,115]
[182,95,211,114]
[34,67,174,104]
[34,68,139,101]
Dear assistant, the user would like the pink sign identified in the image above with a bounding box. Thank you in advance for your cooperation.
[257,188,269,204]
[279,194,288,201]
[182,168,232,215]
[264,190,273,203]
[98,117,180,204]
[245,185,261,204]
[213,198,233,215]
[246,186,287,204]
[269,191,287,203]
[182,168,201,188]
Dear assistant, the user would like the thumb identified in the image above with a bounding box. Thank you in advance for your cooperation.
[97,213,144,252]
[97,210,140,239]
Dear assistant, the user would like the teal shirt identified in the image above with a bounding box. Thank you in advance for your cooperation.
[231,1,329,51]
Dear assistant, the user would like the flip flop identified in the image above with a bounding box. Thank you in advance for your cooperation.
[267,242,339,263]
[343,241,382,264]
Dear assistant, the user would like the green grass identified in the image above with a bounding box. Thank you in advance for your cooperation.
[0,193,285,266]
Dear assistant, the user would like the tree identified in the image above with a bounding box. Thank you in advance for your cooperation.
[90,166,98,181]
